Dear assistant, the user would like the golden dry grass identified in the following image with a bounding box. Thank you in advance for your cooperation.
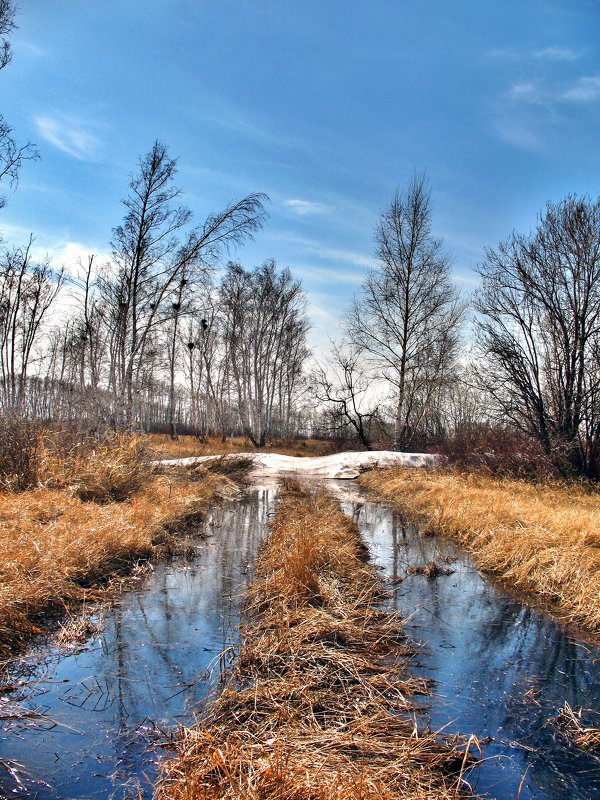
[147,434,345,460]
[0,442,242,657]
[359,468,600,632]
[157,482,479,800]
[551,702,600,752]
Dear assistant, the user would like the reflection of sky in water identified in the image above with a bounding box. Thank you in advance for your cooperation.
[341,495,600,800]
[0,486,276,799]
[2,480,599,800]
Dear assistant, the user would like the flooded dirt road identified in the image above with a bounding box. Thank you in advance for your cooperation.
[0,478,598,799]
[0,486,275,799]
[339,489,600,800]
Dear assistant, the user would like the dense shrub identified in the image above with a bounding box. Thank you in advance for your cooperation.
[435,423,559,480]
[0,416,41,490]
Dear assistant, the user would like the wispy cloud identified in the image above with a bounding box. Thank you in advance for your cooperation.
[278,235,376,270]
[492,73,600,152]
[504,75,600,106]
[534,46,584,62]
[283,198,333,216]
[487,45,585,63]
[562,76,600,103]
[291,263,362,285]
[33,113,102,160]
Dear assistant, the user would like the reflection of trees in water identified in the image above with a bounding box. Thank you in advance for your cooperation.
[351,498,600,800]
[93,488,275,788]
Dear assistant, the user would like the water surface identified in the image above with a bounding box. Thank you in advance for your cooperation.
[339,490,600,800]
[2,479,599,800]
[0,485,275,799]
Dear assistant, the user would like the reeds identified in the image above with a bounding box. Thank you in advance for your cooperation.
[359,468,600,632]
[158,482,479,800]
[0,439,241,658]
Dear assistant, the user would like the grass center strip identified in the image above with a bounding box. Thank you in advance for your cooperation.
[158,480,478,800]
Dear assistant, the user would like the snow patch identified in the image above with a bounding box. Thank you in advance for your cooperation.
[157,450,439,480]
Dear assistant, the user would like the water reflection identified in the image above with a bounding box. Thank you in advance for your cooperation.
[0,485,275,799]
[344,496,600,800]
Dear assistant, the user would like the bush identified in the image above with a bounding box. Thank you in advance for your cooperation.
[435,423,559,480]
[0,416,41,490]
[41,432,150,502]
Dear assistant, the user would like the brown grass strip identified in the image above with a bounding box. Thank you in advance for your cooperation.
[157,481,478,800]
[0,463,240,658]
[359,468,600,632]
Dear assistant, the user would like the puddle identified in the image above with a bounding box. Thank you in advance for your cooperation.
[0,485,276,799]
[340,491,600,800]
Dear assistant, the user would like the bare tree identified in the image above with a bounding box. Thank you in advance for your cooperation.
[346,174,465,450]
[221,260,310,447]
[474,195,600,477]
[0,0,15,70]
[313,342,382,449]
[100,140,267,430]
[0,237,65,410]
[0,1,38,210]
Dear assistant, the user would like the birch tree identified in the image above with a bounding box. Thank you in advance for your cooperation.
[100,140,267,429]
[346,174,465,450]
[0,237,65,410]
[221,260,309,446]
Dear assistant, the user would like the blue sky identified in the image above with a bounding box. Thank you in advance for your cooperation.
[2,0,600,349]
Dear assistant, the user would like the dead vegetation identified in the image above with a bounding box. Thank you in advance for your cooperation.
[0,434,246,658]
[359,468,600,632]
[407,562,455,578]
[158,482,479,800]
[550,703,600,752]
[147,433,347,461]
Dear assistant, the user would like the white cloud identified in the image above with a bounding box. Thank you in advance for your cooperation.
[283,198,333,216]
[0,225,109,271]
[562,76,600,103]
[533,46,584,62]
[34,113,101,160]
[487,45,584,63]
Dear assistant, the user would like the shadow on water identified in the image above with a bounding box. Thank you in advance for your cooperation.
[336,485,600,800]
[0,485,277,799]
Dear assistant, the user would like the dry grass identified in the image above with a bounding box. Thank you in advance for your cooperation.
[359,468,600,632]
[158,482,479,800]
[550,702,600,751]
[147,434,347,460]
[0,439,243,658]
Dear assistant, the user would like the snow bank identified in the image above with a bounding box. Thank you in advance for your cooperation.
[157,450,439,480]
